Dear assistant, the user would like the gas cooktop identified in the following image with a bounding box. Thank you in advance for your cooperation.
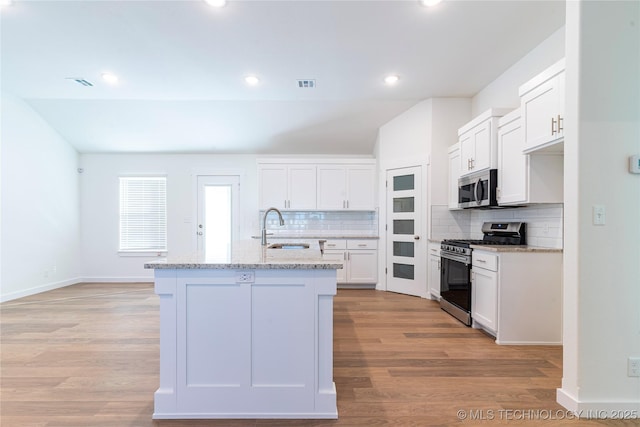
[441,222,527,248]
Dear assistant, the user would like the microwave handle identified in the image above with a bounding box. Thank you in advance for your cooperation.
[475,178,483,205]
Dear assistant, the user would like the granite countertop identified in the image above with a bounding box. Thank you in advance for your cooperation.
[470,244,563,253]
[253,234,379,240]
[144,240,344,270]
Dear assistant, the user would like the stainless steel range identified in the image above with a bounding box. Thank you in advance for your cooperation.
[439,222,526,326]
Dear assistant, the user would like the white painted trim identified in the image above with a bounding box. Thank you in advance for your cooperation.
[0,277,82,303]
[557,388,640,418]
[81,277,154,283]
[257,158,375,165]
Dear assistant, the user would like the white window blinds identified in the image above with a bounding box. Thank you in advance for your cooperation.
[119,177,167,251]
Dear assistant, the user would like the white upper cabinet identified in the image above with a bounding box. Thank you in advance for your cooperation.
[519,58,565,153]
[259,160,376,211]
[497,109,527,205]
[258,164,316,210]
[458,108,512,177]
[317,164,376,210]
[448,143,461,209]
[497,109,563,206]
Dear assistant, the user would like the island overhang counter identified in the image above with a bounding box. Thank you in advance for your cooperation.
[145,240,341,420]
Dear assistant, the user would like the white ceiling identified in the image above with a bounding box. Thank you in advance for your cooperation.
[1,0,565,155]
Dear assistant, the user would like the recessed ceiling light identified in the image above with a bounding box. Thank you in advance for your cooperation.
[420,0,443,7]
[101,72,119,84]
[384,75,400,85]
[204,0,227,7]
[245,75,260,86]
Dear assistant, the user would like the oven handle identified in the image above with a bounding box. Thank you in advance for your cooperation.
[440,251,471,265]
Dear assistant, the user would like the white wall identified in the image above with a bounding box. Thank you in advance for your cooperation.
[79,154,259,281]
[558,0,640,413]
[0,94,81,302]
[471,26,566,117]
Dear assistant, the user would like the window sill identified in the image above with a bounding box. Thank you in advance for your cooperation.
[118,251,167,257]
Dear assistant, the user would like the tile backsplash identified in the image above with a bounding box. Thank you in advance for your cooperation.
[431,204,564,248]
[260,210,378,236]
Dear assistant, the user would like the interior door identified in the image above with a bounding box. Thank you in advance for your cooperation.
[196,175,240,260]
[385,166,426,297]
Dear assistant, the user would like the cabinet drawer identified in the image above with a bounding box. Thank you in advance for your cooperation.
[347,240,377,250]
[323,240,347,250]
[472,251,498,271]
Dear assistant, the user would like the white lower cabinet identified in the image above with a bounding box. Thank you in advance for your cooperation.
[428,242,441,300]
[471,249,562,345]
[323,239,377,286]
[471,252,498,334]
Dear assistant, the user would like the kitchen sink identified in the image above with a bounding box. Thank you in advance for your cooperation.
[267,243,310,250]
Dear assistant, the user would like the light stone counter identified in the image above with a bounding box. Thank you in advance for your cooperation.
[145,240,343,270]
[470,244,562,253]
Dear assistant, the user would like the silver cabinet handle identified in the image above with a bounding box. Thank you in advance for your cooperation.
[551,116,557,135]
[557,115,563,133]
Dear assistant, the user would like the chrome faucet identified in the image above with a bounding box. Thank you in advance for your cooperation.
[261,207,285,245]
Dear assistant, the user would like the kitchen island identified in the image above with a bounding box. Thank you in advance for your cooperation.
[145,240,341,419]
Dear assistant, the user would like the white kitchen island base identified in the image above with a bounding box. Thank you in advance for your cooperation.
[150,264,338,419]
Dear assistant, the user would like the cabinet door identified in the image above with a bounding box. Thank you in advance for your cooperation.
[497,117,527,205]
[317,166,347,210]
[459,132,474,175]
[288,165,317,209]
[471,120,492,172]
[323,250,347,283]
[259,165,287,210]
[428,255,440,300]
[448,144,461,209]
[472,267,498,333]
[346,250,377,283]
[521,73,563,153]
[346,166,375,210]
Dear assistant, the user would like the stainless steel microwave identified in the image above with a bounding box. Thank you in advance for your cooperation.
[458,169,498,208]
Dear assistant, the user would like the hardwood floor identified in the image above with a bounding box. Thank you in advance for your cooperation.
[0,284,633,426]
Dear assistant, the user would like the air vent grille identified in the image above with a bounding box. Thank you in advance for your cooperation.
[66,77,94,87]
[297,79,316,89]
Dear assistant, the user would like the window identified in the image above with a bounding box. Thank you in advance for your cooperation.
[119,176,167,252]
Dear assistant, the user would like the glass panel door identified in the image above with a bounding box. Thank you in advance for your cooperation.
[385,166,426,297]
[197,175,240,261]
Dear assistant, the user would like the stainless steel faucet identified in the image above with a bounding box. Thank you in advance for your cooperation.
[261,207,285,245]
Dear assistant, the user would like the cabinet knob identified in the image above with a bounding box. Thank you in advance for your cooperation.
[414,236,420,240]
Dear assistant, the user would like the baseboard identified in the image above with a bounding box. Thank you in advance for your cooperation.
[0,277,82,303]
[557,388,640,418]
[81,277,154,283]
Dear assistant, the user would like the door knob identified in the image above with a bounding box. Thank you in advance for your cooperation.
[197,231,203,236]
[414,236,420,240]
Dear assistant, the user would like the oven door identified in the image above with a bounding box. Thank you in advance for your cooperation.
[440,251,472,325]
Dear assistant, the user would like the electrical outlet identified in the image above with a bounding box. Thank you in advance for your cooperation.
[236,271,255,283]
[628,357,640,377]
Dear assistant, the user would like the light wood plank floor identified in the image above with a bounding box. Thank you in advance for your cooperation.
[0,283,633,426]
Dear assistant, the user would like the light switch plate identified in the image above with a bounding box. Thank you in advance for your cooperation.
[593,205,606,225]
[630,155,640,174]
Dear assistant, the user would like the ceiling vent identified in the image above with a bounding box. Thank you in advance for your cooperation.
[66,77,94,87]
[297,79,316,89]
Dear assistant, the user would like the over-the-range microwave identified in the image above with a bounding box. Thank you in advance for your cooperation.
[458,169,498,209]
